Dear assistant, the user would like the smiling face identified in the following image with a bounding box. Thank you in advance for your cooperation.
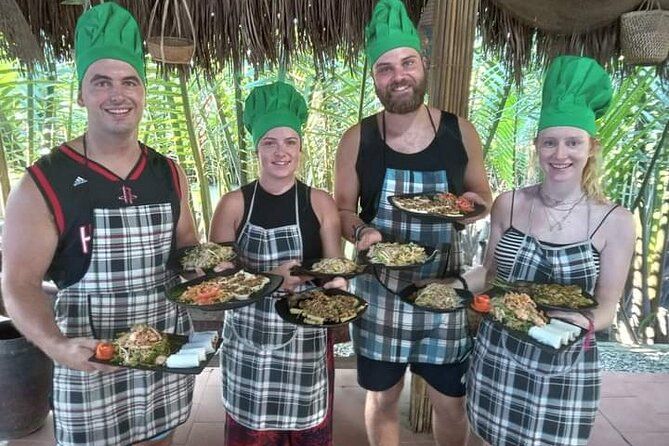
[78,59,145,137]
[257,127,301,181]
[372,47,427,114]
[536,126,592,184]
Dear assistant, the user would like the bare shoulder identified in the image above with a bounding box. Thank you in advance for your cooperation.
[6,174,52,220]
[310,187,338,218]
[215,188,244,213]
[490,190,514,228]
[596,204,635,239]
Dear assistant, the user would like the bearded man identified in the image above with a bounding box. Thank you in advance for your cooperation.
[334,1,492,445]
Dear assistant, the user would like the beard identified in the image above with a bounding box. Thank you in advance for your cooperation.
[375,73,428,114]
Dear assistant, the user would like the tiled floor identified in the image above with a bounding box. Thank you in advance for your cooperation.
[3,369,668,445]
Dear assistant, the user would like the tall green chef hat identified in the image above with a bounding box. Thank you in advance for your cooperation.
[243,82,309,147]
[538,55,612,136]
[75,2,146,85]
[365,0,421,66]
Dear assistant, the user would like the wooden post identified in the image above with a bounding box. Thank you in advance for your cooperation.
[410,0,479,433]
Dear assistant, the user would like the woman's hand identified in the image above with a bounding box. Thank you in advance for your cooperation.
[272,260,312,292]
[355,227,382,251]
[323,276,348,291]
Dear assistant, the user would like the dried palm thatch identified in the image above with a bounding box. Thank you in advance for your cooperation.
[0,0,44,65]
[5,0,426,76]
[479,0,669,82]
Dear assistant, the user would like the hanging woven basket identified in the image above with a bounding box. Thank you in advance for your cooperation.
[146,0,196,65]
[620,0,669,65]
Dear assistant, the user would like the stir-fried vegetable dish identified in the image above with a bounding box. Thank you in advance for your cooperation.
[179,270,269,305]
[289,290,366,325]
[393,192,475,217]
[180,242,235,270]
[109,324,172,367]
[490,291,548,332]
[367,242,428,266]
[412,283,462,310]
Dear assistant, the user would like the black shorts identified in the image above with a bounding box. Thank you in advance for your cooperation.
[357,354,467,397]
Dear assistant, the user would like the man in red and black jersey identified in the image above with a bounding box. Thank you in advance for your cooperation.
[2,3,198,446]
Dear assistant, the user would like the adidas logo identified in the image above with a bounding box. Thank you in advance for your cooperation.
[73,176,88,187]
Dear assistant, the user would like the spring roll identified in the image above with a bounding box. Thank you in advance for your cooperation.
[166,352,201,368]
[181,340,215,354]
[189,331,219,345]
[549,319,582,337]
[177,346,207,361]
[528,326,562,349]
[541,325,572,344]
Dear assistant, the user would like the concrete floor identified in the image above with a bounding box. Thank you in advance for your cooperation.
[3,368,668,446]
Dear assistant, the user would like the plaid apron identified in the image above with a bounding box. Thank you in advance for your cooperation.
[350,168,471,363]
[467,198,600,446]
[52,204,194,446]
[220,182,329,430]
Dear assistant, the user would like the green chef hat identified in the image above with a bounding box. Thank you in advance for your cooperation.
[538,55,612,136]
[365,0,422,66]
[243,82,309,147]
[75,2,146,85]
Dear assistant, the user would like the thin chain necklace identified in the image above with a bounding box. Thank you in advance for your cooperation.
[538,185,584,209]
[542,192,585,232]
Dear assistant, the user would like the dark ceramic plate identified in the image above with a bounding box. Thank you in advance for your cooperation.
[496,281,598,312]
[358,241,437,271]
[290,258,369,280]
[274,288,368,328]
[397,283,473,313]
[485,317,586,353]
[89,332,222,375]
[169,241,238,273]
[166,268,283,311]
[388,192,486,223]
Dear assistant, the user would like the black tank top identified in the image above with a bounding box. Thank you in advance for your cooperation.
[236,180,322,260]
[355,111,468,223]
[27,143,181,288]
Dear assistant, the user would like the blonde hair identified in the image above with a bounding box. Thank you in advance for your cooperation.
[582,138,607,203]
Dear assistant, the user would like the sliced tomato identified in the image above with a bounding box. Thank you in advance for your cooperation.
[456,196,475,213]
[194,284,220,304]
[95,342,115,361]
[471,294,491,313]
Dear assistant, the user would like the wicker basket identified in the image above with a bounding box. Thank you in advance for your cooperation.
[147,36,194,65]
[620,1,669,65]
[147,0,196,65]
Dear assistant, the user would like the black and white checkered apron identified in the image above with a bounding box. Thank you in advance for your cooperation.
[350,168,471,364]
[467,197,600,446]
[220,182,329,430]
[52,204,194,446]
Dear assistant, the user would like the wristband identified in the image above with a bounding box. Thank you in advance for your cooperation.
[353,223,369,242]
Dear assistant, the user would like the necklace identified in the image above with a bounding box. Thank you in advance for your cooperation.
[542,193,585,231]
[538,185,584,209]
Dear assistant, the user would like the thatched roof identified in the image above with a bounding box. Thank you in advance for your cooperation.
[1,0,426,75]
[1,0,666,79]
[479,0,669,81]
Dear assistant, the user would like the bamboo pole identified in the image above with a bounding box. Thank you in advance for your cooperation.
[409,0,479,434]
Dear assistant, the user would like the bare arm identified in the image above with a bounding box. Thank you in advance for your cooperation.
[173,163,200,248]
[458,117,493,222]
[334,124,382,250]
[587,207,635,331]
[311,188,343,258]
[209,189,244,243]
[2,175,112,372]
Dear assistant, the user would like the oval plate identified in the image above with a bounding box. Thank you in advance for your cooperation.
[498,281,598,312]
[388,192,486,223]
[274,288,368,328]
[166,268,283,311]
[358,241,438,271]
[89,332,222,375]
[397,283,472,313]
